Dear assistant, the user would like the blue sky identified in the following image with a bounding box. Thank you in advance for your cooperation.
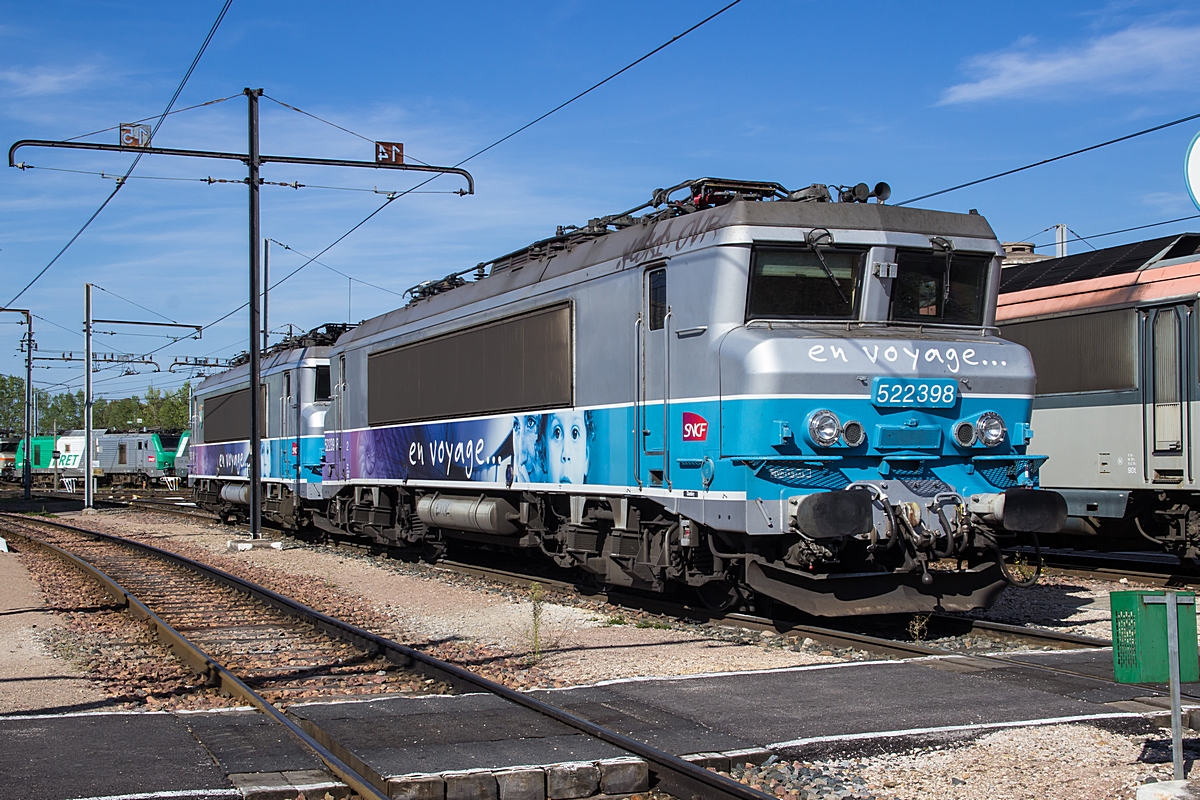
[3,1,1200,402]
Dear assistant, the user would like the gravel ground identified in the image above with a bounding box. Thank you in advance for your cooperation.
[717,721,1190,800]
[6,540,239,711]
[55,510,878,690]
[9,509,1194,800]
[0,545,106,714]
[969,572,1155,640]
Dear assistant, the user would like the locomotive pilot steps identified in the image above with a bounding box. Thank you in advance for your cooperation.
[191,178,1066,616]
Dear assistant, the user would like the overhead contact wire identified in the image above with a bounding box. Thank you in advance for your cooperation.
[897,111,1200,206]
[6,0,235,307]
[63,94,242,142]
[197,0,748,327]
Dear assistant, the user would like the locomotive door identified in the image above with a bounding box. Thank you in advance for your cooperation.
[293,370,303,499]
[1142,303,1192,485]
[332,355,347,482]
[640,265,671,487]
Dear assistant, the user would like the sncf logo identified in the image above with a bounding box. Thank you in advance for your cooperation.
[682,412,709,442]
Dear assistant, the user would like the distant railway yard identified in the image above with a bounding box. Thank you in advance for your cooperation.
[1,502,1198,799]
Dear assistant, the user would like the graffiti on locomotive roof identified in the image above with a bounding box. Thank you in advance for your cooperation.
[806,341,1013,373]
[330,408,615,486]
[616,208,728,269]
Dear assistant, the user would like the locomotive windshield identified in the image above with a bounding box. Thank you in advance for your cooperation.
[746,246,863,320]
[891,249,989,325]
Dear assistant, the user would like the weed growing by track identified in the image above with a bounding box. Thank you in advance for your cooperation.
[528,581,545,662]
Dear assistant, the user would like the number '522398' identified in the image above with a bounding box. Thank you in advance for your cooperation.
[870,378,958,408]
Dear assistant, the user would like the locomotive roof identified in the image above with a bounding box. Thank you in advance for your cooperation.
[194,341,334,396]
[343,179,997,348]
[1000,233,1200,293]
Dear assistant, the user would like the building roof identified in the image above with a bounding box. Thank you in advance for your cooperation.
[999,233,1200,293]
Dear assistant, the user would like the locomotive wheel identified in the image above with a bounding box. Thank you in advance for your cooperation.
[696,580,742,613]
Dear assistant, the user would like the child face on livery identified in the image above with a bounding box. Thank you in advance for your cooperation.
[547,410,587,484]
[513,414,542,481]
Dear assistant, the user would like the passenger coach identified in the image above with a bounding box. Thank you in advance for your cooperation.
[999,233,1200,558]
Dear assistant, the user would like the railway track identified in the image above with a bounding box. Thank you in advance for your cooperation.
[103,498,1116,659]
[0,512,773,800]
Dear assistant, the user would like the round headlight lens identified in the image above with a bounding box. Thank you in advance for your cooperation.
[809,410,842,447]
[976,412,1006,447]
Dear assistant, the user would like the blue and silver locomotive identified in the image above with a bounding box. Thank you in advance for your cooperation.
[194,178,1066,615]
[190,325,347,527]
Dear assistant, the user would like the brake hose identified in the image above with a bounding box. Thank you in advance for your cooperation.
[994,531,1042,588]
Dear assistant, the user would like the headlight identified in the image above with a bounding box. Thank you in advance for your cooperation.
[975,412,1006,447]
[808,410,842,447]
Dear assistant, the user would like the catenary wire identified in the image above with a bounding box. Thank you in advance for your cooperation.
[267,239,406,298]
[94,285,179,324]
[63,94,241,142]
[1065,226,1098,252]
[1022,213,1200,247]
[261,94,435,168]
[5,0,235,308]
[200,0,747,329]
[896,111,1200,206]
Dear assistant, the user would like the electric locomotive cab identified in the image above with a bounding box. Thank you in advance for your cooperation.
[0,437,17,481]
[314,178,1065,616]
[709,227,1066,614]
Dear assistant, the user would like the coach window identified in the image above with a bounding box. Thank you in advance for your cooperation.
[648,268,667,330]
[747,245,863,320]
[891,250,988,325]
[118,443,127,465]
[1000,309,1137,394]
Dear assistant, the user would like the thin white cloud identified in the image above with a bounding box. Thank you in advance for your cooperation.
[0,64,101,97]
[939,24,1200,105]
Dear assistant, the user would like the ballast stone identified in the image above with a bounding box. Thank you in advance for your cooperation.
[545,762,600,800]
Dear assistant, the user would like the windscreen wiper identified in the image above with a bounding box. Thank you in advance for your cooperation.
[805,228,848,305]
[931,236,954,317]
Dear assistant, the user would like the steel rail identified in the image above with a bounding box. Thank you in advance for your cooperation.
[434,559,1107,657]
[114,502,1108,656]
[0,518,391,800]
[0,513,772,800]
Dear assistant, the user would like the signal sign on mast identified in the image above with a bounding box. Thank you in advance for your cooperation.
[120,123,152,148]
[375,141,404,165]
[1187,131,1200,212]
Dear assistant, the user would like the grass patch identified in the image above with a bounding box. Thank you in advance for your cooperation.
[635,620,672,630]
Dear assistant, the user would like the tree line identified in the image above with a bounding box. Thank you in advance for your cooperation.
[0,375,190,435]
